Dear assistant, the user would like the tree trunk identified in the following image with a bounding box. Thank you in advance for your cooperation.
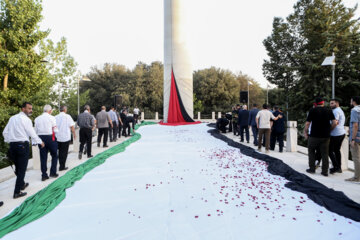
[3,73,8,91]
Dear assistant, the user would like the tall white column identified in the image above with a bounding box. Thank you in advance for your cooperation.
[164,0,193,123]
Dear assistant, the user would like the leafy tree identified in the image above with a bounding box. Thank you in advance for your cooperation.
[263,0,360,121]
[0,0,81,162]
[193,93,204,113]
[193,67,265,113]
[83,62,163,114]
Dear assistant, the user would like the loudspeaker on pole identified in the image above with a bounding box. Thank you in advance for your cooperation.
[114,95,122,110]
[240,91,248,104]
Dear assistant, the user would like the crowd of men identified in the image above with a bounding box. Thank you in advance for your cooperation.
[304,97,360,181]
[1,102,140,204]
[217,103,285,153]
[217,96,360,182]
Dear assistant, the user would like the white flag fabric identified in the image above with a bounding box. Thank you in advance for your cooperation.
[3,124,360,240]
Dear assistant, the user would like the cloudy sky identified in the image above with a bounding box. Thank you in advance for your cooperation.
[40,0,359,87]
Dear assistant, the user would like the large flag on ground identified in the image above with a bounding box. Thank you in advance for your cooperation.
[0,123,359,239]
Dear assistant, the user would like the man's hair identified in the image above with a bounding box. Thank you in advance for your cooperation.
[21,102,32,108]
[352,96,360,105]
[84,105,90,111]
[43,104,52,112]
[101,106,106,110]
[60,106,67,112]
[253,103,257,107]
[236,104,240,107]
[262,103,268,109]
[330,98,340,104]
[274,106,279,111]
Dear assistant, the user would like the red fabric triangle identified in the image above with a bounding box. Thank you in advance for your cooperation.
[167,70,186,123]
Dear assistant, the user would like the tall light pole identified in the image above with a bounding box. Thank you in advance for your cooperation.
[248,80,252,108]
[321,52,336,99]
[77,76,91,115]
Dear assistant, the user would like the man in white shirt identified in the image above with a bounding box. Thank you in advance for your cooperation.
[35,105,59,181]
[329,99,346,174]
[55,106,76,171]
[133,107,140,123]
[256,104,282,153]
[3,102,44,198]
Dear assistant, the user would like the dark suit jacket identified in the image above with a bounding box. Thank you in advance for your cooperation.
[238,109,249,127]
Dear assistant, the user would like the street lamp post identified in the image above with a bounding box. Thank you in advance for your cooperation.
[77,76,91,116]
[248,80,253,108]
[321,52,336,99]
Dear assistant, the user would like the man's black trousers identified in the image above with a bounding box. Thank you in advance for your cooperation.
[329,134,345,170]
[39,135,58,177]
[270,131,284,152]
[80,128,92,157]
[97,128,108,146]
[58,141,70,170]
[9,141,29,194]
[109,124,118,141]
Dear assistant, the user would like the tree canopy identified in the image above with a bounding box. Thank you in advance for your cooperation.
[263,0,360,121]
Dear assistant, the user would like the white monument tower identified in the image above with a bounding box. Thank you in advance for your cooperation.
[163,0,194,123]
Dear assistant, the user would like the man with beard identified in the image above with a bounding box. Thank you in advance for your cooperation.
[329,99,346,174]
[3,102,44,198]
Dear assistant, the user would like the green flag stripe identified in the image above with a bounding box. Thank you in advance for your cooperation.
[0,121,157,238]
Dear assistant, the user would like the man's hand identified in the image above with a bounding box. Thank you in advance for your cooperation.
[73,134,76,140]
[40,142,45,148]
[351,140,356,148]
[304,132,308,140]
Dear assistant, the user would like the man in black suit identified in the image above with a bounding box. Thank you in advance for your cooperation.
[238,105,250,143]
[216,114,229,133]
[270,106,286,152]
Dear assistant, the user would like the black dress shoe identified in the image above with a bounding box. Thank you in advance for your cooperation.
[0,201,3,207]
[78,152,82,160]
[321,172,328,177]
[50,173,59,178]
[42,176,49,181]
[21,182,29,190]
[87,155,93,158]
[13,192,27,199]
[59,167,68,171]
[103,145,109,148]
[97,143,100,147]
[306,169,315,174]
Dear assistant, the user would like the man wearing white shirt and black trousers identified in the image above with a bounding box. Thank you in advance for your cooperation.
[35,105,59,181]
[3,102,44,198]
[55,106,76,171]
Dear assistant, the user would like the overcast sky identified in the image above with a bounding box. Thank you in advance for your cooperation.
[40,0,359,87]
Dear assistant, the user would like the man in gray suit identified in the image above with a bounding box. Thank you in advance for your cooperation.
[96,106,113,148]
[77,105,95,159]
